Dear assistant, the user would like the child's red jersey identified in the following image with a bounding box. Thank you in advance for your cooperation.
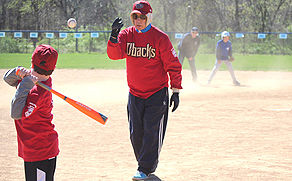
[107,25,182,99]
[15,77,59,162]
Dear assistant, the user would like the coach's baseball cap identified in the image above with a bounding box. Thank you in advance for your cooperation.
[31,44,58,75]
[131,1,152,15]
[191,27,199,32]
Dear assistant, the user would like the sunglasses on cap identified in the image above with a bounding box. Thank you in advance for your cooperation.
[132,13,147,20]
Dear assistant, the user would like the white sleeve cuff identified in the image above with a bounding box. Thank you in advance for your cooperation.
[172,88,180,93]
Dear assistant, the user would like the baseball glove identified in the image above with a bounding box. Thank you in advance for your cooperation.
[229,57,235,62]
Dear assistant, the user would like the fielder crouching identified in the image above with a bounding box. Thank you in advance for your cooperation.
[106,1,182,180]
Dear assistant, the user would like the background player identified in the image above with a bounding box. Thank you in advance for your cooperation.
[3,45,59,181]
[107,1,182,180]
[177,27,200,82]
[208,31,240,86]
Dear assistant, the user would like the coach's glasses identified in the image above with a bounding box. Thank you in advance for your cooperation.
[132,14,147,20]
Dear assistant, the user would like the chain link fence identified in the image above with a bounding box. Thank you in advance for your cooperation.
[0,30,291,55]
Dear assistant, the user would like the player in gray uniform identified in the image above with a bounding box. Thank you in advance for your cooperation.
[208,31,240,86]
[177,27,200,82]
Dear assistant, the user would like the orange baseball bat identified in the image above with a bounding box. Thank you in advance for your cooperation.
[37,82,108,124]
[16,70,108,125]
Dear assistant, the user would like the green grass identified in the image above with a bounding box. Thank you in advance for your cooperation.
[0,53,126,69]
[0,53,291,71]
[184,54,292,71]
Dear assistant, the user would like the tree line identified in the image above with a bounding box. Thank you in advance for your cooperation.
[0,0,291,33]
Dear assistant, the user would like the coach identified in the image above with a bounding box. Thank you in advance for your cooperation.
[106,1,182,180]
[177,27,200,82]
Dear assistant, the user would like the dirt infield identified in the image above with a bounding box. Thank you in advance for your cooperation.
[0,69,292,181]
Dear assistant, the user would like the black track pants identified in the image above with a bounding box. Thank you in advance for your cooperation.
[127,87,169,175]
[24,157,57,181]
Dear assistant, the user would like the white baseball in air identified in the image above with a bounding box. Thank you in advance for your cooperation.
[67,18,77,28]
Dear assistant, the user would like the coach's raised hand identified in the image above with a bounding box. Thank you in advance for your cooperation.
[110,17,124,43]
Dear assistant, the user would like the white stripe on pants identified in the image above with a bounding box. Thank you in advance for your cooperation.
[158,114,164,156]
[37,169,46,181]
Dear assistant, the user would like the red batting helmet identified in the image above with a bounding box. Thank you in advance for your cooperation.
[31,44,58,75]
